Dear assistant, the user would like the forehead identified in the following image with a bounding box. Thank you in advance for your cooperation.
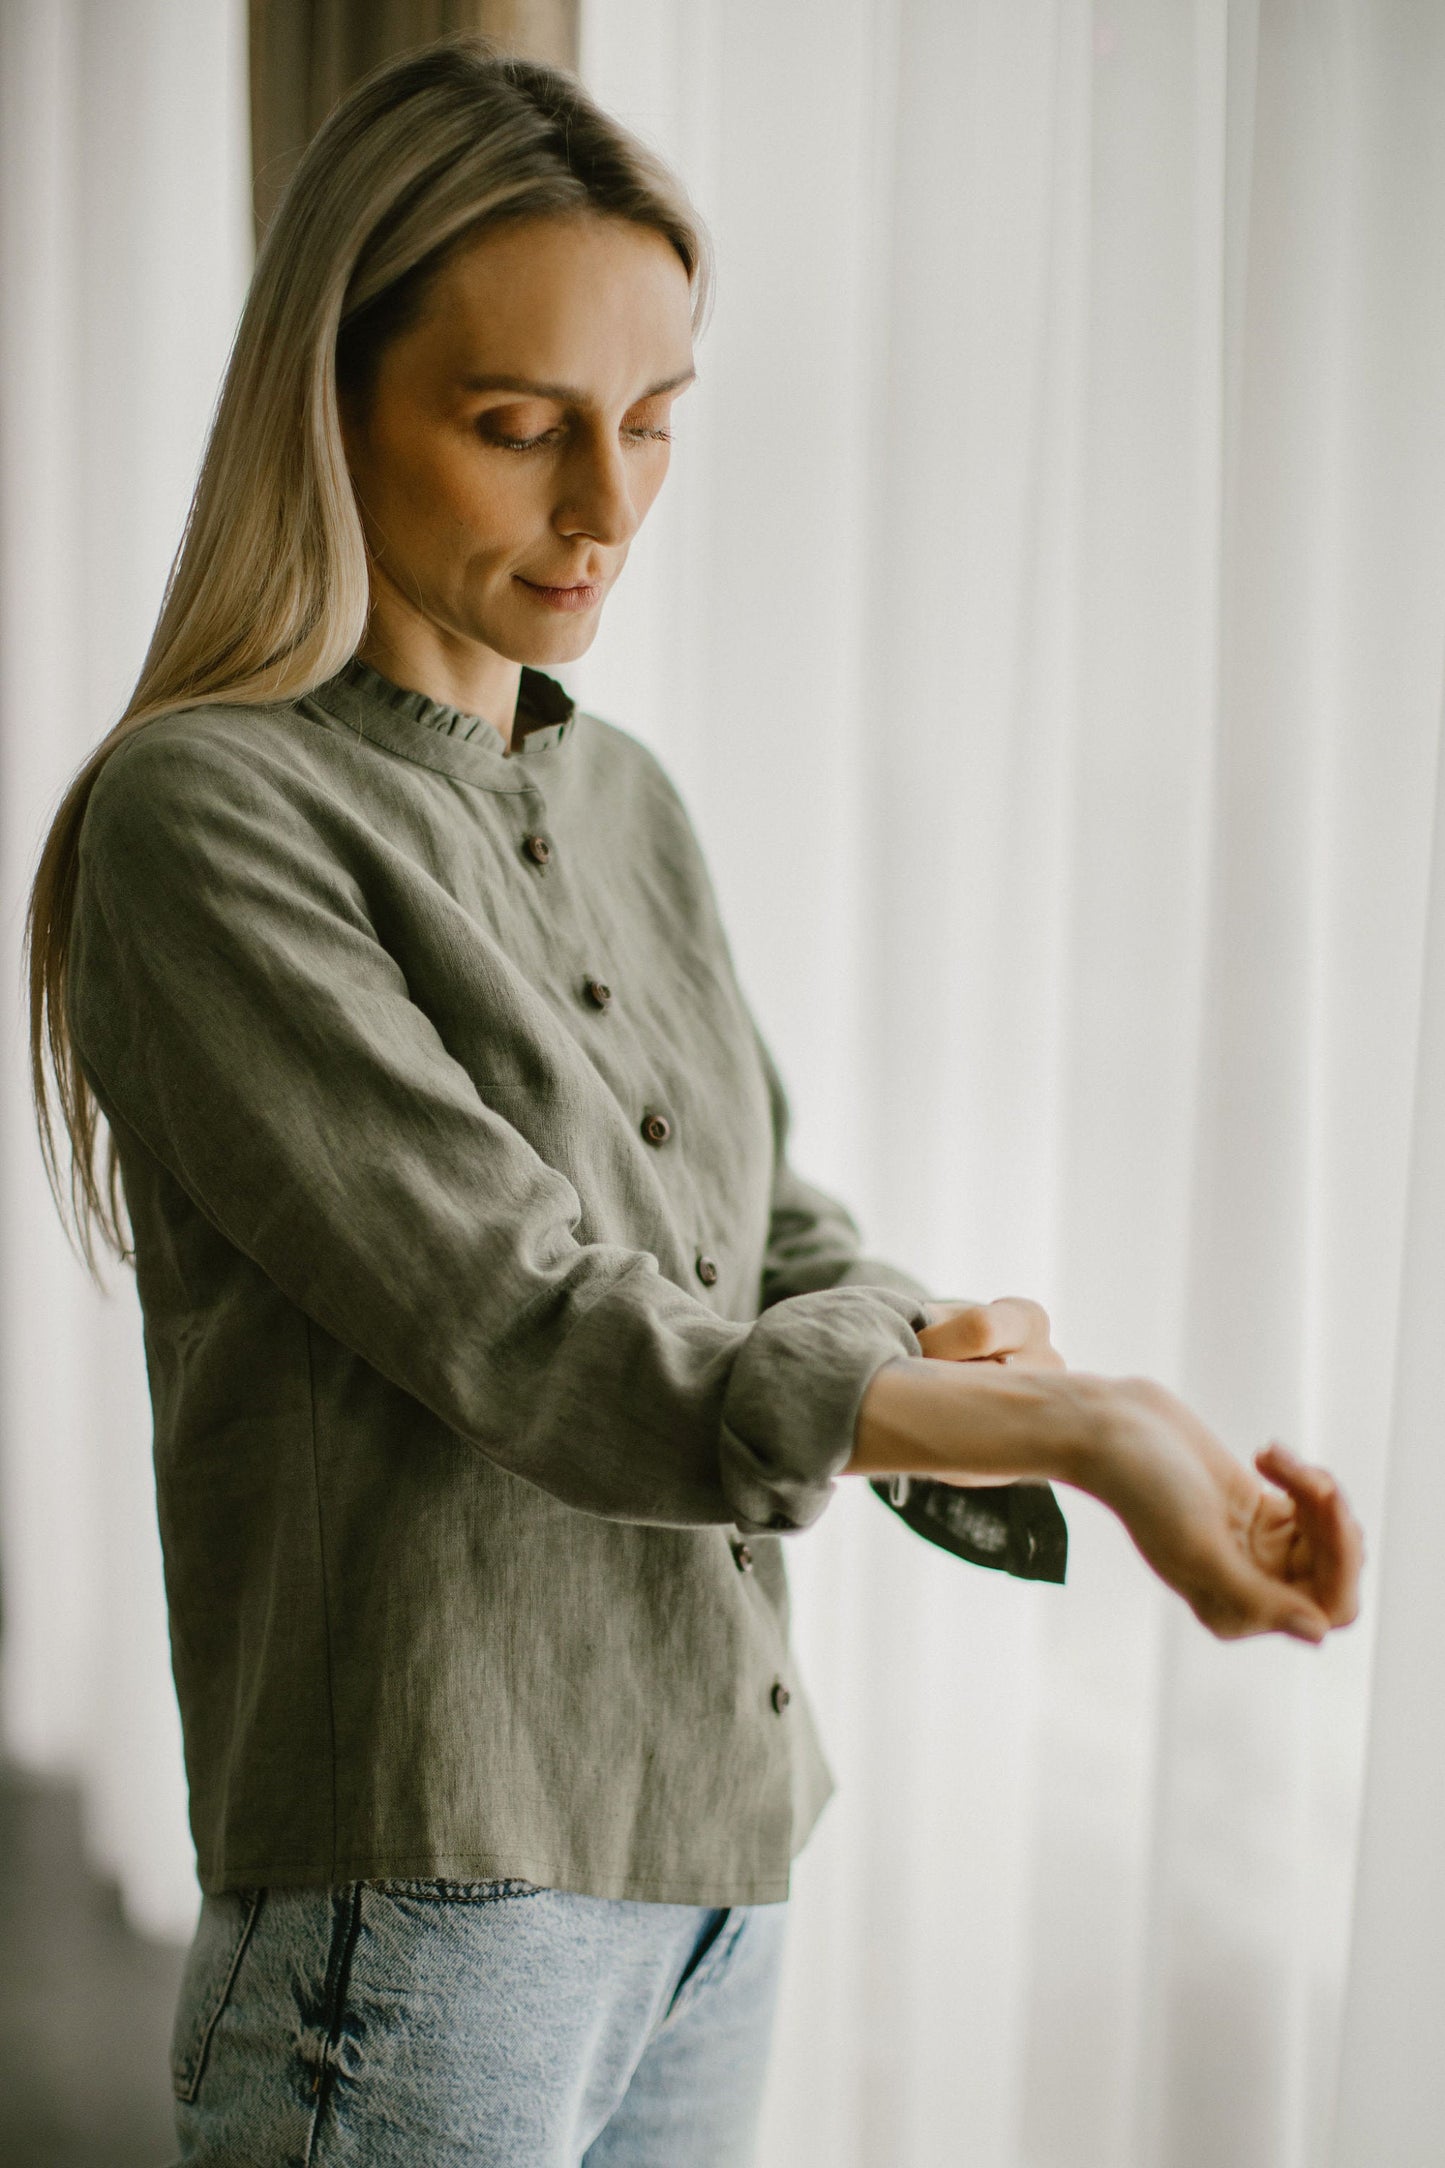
[414,212,694,394]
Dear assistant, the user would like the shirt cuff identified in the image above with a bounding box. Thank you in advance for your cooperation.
[719,1285,927,1535]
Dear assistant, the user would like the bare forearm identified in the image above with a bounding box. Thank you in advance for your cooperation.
[847,1355,1116,1491]
[848,1355,1363,1646]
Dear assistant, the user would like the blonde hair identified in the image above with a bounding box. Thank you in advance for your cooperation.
[25,30,714,1277]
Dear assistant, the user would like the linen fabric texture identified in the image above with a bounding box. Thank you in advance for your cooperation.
[65,656,937,1906]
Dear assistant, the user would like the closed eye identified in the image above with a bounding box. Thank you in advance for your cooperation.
[484,424,674,452]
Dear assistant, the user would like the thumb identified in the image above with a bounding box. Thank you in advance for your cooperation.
[1279,1602,1330,1644]
[1202,1554,1331,1643]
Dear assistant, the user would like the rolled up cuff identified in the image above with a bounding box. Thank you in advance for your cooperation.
[719,1285,928,1535]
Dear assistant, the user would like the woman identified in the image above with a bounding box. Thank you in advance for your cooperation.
[25,33,1362,2168]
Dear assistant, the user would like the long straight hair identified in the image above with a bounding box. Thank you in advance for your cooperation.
[25,31,713,1278]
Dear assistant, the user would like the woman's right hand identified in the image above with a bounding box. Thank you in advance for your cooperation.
[1087,1376,1364,1644]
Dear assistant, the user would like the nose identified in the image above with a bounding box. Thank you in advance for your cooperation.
[553,424,642,550]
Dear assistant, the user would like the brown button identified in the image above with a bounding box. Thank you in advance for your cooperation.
[696,1253,719,1286]
[584,979,612,1008]
[641,1112,672,1146]
[770,1680,791,1714]
[734,1543,754,1573]
[522,832,552,866]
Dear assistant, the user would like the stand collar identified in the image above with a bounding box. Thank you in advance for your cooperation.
[304,655,578,792]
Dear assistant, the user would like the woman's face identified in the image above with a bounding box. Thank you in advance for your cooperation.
[339,210,696,671]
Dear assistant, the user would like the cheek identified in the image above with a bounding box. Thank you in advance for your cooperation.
[361,415,483,519]
[634,450,672,519]
[416,443,541,556]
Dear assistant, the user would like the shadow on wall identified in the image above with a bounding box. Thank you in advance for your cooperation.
[0,1762,183,2167]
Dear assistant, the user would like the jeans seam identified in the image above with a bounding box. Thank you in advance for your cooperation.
[304,1314,340,1882]
[303,1882,364,2165]
[171,1887,266,2104]
[364,1877,546,1904]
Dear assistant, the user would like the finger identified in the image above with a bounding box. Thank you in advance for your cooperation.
[1181,1508,1336,1642]
[917,1298,1062,1370]
[1199,1563,1332,1644]
[918,1305,1009,1360]
[1256,1441,1335,1498]
[1310,1498,1364,1624]
[1254,1446,1365,1623]
[1252,1483,1359,1621]
[1236,1558,1333,1640]
[967,1297,1044,1359]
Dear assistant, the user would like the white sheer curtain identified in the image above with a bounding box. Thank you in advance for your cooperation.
[570,5,1445,2165]
[0,0,252,1937]
[1,1,1442,2161]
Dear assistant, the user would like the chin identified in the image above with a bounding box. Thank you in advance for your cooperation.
[515,613,603,667]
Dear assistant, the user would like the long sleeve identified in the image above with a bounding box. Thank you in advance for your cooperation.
[739,1020,1070,1584]
[66,720,924,1539]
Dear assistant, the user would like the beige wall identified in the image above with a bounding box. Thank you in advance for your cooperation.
[248,0,580,244]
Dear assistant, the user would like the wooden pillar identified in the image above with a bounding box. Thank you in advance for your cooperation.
[248,0,581,247]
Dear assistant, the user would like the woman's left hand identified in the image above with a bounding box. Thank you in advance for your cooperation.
[916,1296,1067,1371]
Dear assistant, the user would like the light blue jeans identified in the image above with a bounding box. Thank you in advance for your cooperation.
[169,1876,789,2165]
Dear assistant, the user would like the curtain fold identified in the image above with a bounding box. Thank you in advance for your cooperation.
[572,5,1445,2163]
[0,0,253,1940]
[1328,664,1445,2168]
[1,1,1442,2159]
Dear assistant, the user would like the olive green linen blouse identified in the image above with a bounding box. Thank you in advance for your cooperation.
[66,655,941,1907]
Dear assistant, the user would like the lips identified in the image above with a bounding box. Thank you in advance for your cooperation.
[515,575,603,613]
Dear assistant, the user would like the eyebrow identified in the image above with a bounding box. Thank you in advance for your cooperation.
[458,368,697,402]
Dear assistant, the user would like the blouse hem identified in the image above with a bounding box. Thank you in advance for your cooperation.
[194,1849,797,1907]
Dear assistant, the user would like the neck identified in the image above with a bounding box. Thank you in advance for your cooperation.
[354,594,524,750]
